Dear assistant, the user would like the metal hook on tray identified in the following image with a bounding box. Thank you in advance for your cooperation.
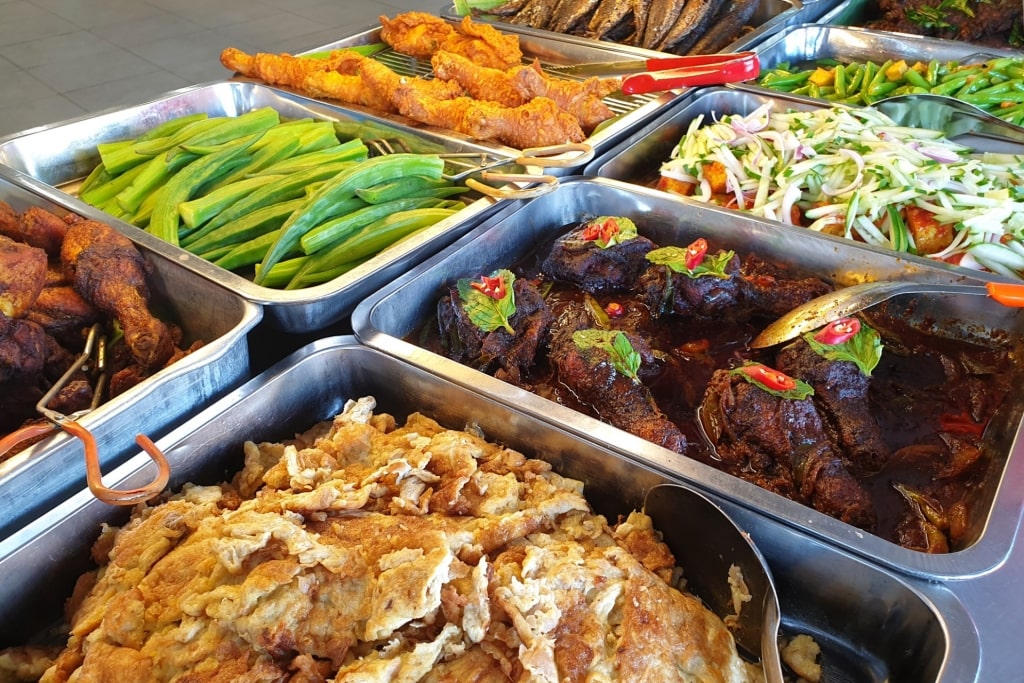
[367,138,593,199]
[0,323,170,506]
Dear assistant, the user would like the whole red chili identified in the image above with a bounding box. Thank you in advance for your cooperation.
[604,302,625,318]
[471,274,507,300]
[685,237,709,270]
[581,217,620,244]
[814,317,861,345]
[738,363,797,391]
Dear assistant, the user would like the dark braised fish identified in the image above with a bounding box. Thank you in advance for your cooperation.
[586,0,636,39]
[656,0,728,53]
[685,0,760,54]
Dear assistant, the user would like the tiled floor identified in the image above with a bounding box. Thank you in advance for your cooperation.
[0,0,429,137]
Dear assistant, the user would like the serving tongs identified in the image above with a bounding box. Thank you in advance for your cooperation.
[874,92,1024,144]
[367,138,593,199]
[0,324,170,506]
[548,51,760,95]
[750,280,1024,348]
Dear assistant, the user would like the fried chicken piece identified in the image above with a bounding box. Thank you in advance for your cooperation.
[355,54,465,106]
[392,82,585,148]
[379,11,455,59]
[61,221,174,369]
[0,202,68,256]
[24,285,98,341]
[0,235,47,320]
[220,47,364,88]
[301,70,397,112]
[431,50,530,107]
[442,15,523,70]
[0,315,48,383]
[512,62,619,131]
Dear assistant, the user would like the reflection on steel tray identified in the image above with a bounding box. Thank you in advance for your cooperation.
[0,168,260,540]
[440,0,841,57]
[353,176,1024,581]
[0,81,502,334]
[0,338,976,682]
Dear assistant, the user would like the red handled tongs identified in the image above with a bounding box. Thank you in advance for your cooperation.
[620,51,761,95]
[0,324,170,506]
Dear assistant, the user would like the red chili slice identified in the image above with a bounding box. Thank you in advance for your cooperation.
[685,237,709,270]
[604,302,625,318]
[739,363,797,391]
[581,217,619,244]
[814,317,861,345]
[471,274,507,300]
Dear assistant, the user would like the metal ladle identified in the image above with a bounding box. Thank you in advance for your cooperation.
[643,483,785,683]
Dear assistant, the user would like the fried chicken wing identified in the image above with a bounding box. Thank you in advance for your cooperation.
[61,221,174,369]
[442,15,524,70]
[379,11,455,59]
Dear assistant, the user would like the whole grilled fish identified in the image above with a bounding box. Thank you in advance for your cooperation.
[507,0,558,27]
[656,0,728,53]
[586,0,635,39]
[685,0,760,53]
[550,0,605,33]
[630,0,654,44]
[484,0,534,15]
[642,0,686,49]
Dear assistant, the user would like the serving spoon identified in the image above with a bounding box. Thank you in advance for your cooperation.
[643,483,785,683]
[874,93,1024,144]
[749,280,1024,348]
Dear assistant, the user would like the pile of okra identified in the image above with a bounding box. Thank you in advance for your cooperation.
[77,107,469,289]
[756,56,1024,124]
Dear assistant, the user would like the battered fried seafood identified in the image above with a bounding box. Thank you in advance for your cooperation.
[220,47,364,88]
[40,397,755,683]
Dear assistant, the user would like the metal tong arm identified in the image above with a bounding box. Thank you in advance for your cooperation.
[452,143,593,199]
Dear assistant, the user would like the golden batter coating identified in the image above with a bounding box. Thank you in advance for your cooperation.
[40,397,754,683]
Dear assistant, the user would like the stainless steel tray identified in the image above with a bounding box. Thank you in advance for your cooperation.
[0,168,261,539]
[352,176,1024,580]
[438,0,841,56]
[0,337,984,682]
[0,80,503,334]
[299,24,676,162]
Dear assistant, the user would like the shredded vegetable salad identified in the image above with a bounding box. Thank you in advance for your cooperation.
[658,104,1024,279]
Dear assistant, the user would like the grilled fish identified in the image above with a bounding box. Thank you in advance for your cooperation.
[485,0,533,15]
[508,0,559,27]
[549,0,604,33]
[656,0,728,53]
[586,0,635,39]
[641,0,686,49]
[685,0,760,54]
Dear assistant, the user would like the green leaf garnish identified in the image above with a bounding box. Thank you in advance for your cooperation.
[729,362,814,400]
[573,329,641,382]
[803,323,883,376]
[645,246,735,278]
[578,216,639,249]
[457,269,516,334]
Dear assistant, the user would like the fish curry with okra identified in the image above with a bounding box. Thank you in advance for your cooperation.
[417,215,1015,553]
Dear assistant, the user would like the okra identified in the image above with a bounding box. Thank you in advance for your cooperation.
[161,108,280,163]
[288,206,457,289]
[254,138,368,176]
[187,160,358,240]
[78,161,111,195]
[80,160,149,206]
[211,227,286,271]
[179,174,283,230]
[355,175,461,204]
[148,136,259,246]
[254,153,445,285]
[182,197,306,255]
[103,117,224,175]
[133,112,210,143]
[202,133,301,192]
[299,196,440,255]
[258,255,311,289]
[115,148,200,214]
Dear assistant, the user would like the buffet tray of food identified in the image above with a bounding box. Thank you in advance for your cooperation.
[0,80,506,333]
[586,85,1024,278]
[0,168,261,540]
[352,175,1024,580]
[438,0,841,58]
[278,14,677,160]
[0,337,982,682]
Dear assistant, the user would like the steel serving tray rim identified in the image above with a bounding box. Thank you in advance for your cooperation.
[351,175,1024,581]
[0,80,508,333]
[0,336,985,682]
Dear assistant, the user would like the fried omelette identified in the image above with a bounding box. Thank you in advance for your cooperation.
[39,397,755,683]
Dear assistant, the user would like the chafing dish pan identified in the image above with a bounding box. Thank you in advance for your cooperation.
[352,175,1024,580]
[0,168,261,539]
[0,337,984,682]
[0,81,501,333]
[438,0,841,58]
